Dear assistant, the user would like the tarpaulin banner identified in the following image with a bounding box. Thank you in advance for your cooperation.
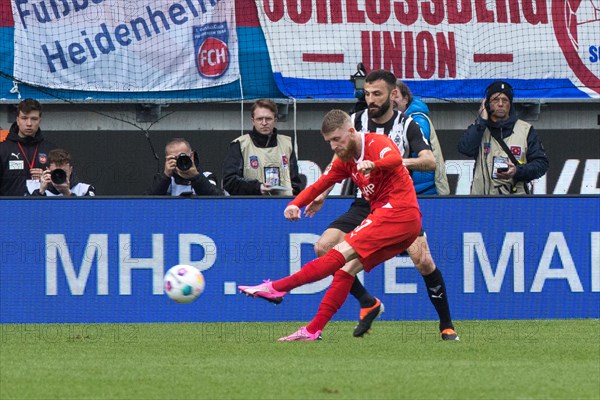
[255,0,600,99]
[12,0,239,91]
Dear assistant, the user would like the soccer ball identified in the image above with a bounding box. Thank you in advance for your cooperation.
[164,264,205,304]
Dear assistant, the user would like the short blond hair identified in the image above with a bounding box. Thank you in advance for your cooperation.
[321,109,351,135]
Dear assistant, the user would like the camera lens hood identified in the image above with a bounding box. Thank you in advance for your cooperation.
[176,154,193,171]
[51,169,67,185]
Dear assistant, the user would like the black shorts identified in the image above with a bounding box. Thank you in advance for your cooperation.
[327,198,425,236]
[327,199,370,233]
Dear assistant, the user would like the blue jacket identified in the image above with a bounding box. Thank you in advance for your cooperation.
[405,98,437,195]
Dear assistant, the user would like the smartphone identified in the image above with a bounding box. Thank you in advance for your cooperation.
[493,156,509,178]
[485,100,491,114]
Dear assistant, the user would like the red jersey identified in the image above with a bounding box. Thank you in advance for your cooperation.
[291,133,419,212]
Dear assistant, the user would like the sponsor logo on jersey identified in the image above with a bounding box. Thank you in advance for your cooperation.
[9,160,24,170]
[361,183,376,198]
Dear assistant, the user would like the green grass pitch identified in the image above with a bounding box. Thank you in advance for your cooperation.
[1,320,598,399]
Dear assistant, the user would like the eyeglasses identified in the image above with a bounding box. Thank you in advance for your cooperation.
[253,117,275,123]
[490,96,510,105]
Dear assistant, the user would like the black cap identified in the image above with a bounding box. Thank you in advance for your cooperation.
[486,81,513,104]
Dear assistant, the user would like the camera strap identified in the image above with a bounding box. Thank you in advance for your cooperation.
[491,133,530,194]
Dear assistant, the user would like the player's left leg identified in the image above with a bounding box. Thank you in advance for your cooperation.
[407,233,459,341]
[238,242,358,303]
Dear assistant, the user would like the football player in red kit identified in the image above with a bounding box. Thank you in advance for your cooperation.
[239,109,422,341]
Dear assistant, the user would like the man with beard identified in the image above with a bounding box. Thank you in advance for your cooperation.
[305,70,459,340]
[458,81,548,194]
[238,109,422,341]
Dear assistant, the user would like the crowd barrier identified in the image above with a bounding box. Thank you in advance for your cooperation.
[1,197,598,323]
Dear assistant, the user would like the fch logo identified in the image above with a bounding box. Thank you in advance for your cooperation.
[249,155,259,169]
[194,23,230,79]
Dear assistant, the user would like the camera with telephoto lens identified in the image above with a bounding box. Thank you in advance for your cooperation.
[50,169,67,185]
[176,153,193,171]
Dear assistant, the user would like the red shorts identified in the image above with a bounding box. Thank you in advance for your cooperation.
[345,207,421,271]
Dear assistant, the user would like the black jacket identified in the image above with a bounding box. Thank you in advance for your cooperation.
[457,110,549,182]
[222,128,304,195]
[0,123,57,196]
[147,172,223,196]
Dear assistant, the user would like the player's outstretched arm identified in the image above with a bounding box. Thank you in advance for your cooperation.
[304,184,335,217]
[284,205,301,221]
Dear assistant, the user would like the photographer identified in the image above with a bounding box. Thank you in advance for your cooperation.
[27,149,95,196]
[147,138,223,196]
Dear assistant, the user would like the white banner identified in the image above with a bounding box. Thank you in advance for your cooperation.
[255,0,599,98]
[12,0,239,92]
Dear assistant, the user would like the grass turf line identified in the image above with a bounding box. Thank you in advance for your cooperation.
[1,320,598,399]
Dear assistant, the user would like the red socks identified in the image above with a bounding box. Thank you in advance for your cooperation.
[269,249,353,334]
[306,269,355,333]
[273,249,346,292]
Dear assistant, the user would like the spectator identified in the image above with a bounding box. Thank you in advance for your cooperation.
[222,99,303,196]
[457,81,548,194]
[27,149,95,196]
[147,138,222,196]
[0,98,57,196]
[394,80,450,195]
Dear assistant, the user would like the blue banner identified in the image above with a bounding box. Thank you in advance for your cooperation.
[1,197,598,323]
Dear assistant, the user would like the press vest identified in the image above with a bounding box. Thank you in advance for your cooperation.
[236,134,294,196]
[471,119,531,195]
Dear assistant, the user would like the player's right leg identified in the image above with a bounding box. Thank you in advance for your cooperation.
[281,246,364,341]
[318,230,384,337]
[316,202,383,335]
